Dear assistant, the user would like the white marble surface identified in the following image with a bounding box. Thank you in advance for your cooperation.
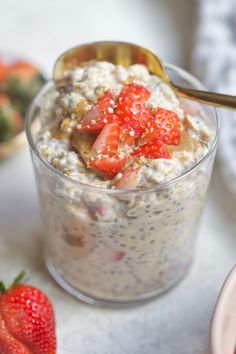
[0,1,236,353]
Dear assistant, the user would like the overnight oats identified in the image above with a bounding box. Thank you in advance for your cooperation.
[26,59,219,304]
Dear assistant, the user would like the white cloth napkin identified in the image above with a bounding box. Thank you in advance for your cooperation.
[192,0,236,196]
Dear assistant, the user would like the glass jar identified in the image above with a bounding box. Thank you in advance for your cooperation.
[25,63,219,306]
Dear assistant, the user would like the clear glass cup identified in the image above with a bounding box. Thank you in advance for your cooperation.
[25,63,219,306]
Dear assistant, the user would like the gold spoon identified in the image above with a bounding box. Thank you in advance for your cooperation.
[53,41,236,110]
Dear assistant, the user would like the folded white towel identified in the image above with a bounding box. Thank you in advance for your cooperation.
[192,0,236,196]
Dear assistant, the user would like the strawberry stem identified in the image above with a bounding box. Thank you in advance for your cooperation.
[0,271,25,294]
[0,281,6,293]
[12,271,25,287]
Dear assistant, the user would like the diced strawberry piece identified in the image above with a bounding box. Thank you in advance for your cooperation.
[132,101,153,127]
[0,60,8,83]
[115,167,141,189]
[8,61,39,81]
[116,100,153,139]
[75,106,102,131]
[96,91,115,112]
[142,120,159,142]
[119,126,135,146]
[132,140,170,159]
[75,92,116,132]
[121,115,144,138]
[88,155,127,179]
[117,83,151,103]
[92,122,120,155]
[115,84,151,138]
[115,96,133,120]
[76,111,117,132]
[144,108,181,145]
[102,113,118,124]
[113,251,125,262]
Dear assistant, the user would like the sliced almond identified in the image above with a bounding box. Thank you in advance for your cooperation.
[71,131,96,163]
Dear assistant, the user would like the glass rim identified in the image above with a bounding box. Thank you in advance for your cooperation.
[25,62,220,195]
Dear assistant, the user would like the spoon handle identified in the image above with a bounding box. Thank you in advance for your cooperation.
[173,84,236,110]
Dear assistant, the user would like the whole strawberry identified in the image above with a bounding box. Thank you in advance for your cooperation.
[0,272,56,354]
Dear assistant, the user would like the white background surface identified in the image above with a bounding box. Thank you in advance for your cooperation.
[0,1,235,353]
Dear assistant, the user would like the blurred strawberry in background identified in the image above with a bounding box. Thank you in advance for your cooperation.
[0,58,45,143]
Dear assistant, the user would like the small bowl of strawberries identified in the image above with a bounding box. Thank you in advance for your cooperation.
[0,52,46,158]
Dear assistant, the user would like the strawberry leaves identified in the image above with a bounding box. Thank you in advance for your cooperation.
[11,271,25,287]
[0,271,25,294]
[0,282,6,294]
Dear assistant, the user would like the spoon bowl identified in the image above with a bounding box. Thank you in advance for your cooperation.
[53,41,170,83]
[53,41,236,110]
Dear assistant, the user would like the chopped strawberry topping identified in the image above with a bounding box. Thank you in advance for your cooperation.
[117,83,151,103]
[132,140,170,159]
[116,100,153,139]
[119,126,135,146]
[92,122,120,155]
[75,91,116,132]
[88,155,127,179]
[115,85,151,138]
[70,84,182,181]
[144,108,181,145]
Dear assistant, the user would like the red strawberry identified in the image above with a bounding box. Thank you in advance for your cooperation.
[88,155,127,179]
[92,122,120,155]
[8,61,39,82]
[116,100,153,139]
[0,60,8,83]
[0,272,56,354]
[0,313,31,354]
[144,108,181,145]
[115,167,141,189]
[132,140,170,159]
[117,83,151,103]
[115,84,151,138]
[75,92,116,132]
[119,126,135,146]
[130,101,152,119]
[0,93,10,108]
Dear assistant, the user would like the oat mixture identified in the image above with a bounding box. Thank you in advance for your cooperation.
[35,62,215,301]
